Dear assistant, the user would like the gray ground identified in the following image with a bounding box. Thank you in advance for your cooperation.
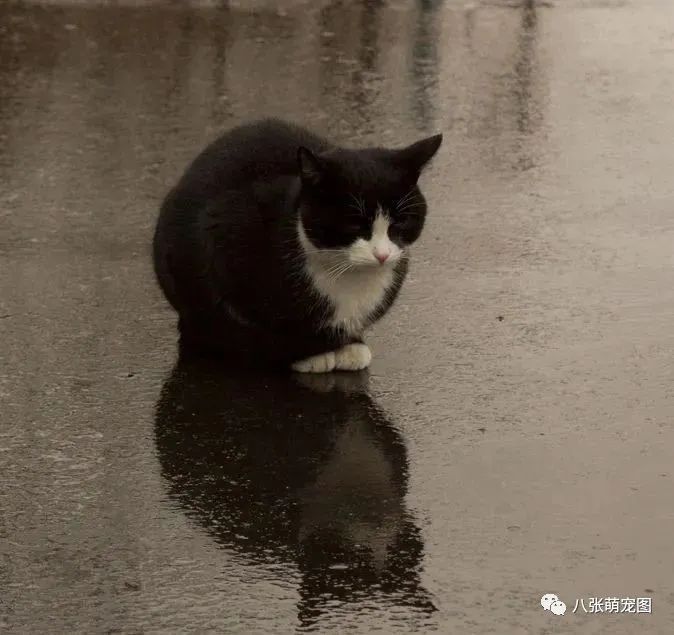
[1,0,673,633]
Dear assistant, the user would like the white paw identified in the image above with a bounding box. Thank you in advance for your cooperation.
[291,351,337,374]
[334,343,372,371]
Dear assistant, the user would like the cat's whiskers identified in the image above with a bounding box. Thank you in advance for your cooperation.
[395,201,425,214]
[323,260,353,280]
[302,248,347,256]
[348,193,366,216]
[326,266,353,283]
[348,258,378,267]
[395,187,419,210]
[323,260,345,274]
[396,194,421,209]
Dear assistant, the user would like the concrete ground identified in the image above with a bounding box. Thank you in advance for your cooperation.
[1,0,673,633]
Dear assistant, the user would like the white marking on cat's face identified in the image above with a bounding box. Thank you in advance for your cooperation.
[347,208,402,267]
[297,213,398,336]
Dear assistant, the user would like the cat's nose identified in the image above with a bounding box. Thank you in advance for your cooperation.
[373,249,390,264]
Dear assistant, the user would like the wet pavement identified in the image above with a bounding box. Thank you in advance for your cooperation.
[1,0,674,633]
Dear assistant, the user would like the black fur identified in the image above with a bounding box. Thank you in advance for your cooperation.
[153,119,441,367]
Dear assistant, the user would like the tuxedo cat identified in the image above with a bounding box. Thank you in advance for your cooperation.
[153,119,441,372]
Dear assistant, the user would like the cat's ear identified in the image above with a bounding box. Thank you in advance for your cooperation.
[297,146,325,186]
[394,134,443,175]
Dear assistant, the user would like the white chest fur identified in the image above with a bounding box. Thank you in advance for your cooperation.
[298,221,395,337]
[310,261,393,335]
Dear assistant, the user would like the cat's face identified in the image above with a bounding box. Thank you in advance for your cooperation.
[297,134,442,268]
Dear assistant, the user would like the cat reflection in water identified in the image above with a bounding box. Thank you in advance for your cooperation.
[155,360,436,626]
[153,119,441,371]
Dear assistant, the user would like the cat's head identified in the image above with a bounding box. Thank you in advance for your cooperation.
[296,134,442,268]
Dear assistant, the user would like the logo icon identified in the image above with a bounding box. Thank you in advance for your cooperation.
[550,600,567,615]
[541,593,566,616]
[541,594,558,610]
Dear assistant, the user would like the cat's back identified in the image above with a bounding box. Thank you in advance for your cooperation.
[176,118,331,198]
[153,119,329,313]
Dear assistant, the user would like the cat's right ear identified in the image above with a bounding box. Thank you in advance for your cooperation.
[297,147,325,187]
[394,134,443,176]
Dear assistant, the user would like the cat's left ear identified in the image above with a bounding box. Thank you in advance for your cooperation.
[297,146,325,187]
[394,133,443,175]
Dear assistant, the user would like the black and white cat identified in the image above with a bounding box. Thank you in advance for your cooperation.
[153,119,441,372]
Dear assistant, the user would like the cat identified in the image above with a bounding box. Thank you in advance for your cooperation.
[153,118,442,372]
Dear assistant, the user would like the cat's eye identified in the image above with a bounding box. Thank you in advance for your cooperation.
[392,216,414,229]
[345,216,366,233]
